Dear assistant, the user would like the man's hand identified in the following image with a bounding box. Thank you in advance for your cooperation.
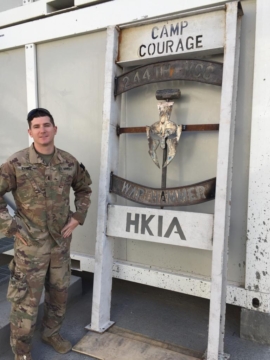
[61,217,79,239]
[15,232,28,246]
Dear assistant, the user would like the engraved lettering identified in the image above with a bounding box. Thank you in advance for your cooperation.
[168,190,176,203]
[170,23,179,36]
[196,35,203,48]
[123,76,130,89]
[141,214,154,235]
[176,38,184,52]
[158,215,163,237]
[178,189,187,203]
[143,69,151,80]
[194,64,203,78]
[196,186,206,199]
[187,187,196,202]
[161,65,171,77]
[164,217,186,240]
[129,186,136,198]
[111,176,216,206]
[138,188,145,200]
[180,21,188,35]
[160,25,169,38]
[134,72,140,83]
[148,43,156,56]
[126,213,139,233]
[122,181,131,194]
[157,42,165,55]
[134,187,140,200]
[139,44,146,57]
[204,65,214,81]
[186,36,194,50]
[166,40,174,53]
[152,26,159,39]
[152,190,158,203]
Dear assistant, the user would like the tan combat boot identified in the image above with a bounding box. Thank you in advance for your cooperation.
[15,354,32,360]
[41,333,72,354]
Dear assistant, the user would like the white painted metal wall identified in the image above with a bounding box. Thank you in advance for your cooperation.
[0,0,22,13]
[36,32,107,255]
[0,47,28,164]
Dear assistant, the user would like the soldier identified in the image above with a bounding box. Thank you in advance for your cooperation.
[0,108,92,360]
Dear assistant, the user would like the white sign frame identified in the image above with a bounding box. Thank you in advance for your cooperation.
[90,3,242,360]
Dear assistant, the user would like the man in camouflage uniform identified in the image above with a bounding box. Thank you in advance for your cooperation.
[0,108,92,360]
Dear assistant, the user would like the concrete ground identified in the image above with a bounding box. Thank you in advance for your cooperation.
[1,269,270,360]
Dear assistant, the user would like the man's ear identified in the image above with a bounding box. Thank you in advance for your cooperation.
[28,128,32,137]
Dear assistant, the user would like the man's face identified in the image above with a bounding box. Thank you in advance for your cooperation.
[28,116,57,147]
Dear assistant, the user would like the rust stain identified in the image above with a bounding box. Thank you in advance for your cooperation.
[117,29,123,63]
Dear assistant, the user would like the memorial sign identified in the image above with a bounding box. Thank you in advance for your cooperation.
[118,10,225,66]
[110,174,216,207]
[107,205,214,250]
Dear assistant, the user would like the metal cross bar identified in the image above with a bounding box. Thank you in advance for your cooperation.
[117,124,219,136]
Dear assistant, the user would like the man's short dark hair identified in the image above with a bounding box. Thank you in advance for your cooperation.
[27,108,55,127]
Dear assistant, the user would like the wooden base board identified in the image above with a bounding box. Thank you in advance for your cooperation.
[73,327,201,360]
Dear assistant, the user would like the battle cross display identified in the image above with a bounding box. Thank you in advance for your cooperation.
[111,59,221,207]
[146,100,182,169]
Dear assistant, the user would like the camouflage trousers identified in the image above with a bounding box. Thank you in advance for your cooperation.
[7,235,71,355]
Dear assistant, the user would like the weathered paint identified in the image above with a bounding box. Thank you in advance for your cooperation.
[25,43,38,146]
[245,0,270,300]
[70,253,250,309]
[89,26,121,333]
[110,174,216,207]
[115,59,223,96]
[207,2,241,359]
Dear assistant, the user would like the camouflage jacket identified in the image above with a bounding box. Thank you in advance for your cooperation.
[0,145,92,245]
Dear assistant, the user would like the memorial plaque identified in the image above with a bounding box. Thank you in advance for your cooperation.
[110,174,216,207]
[118,10,225,66]
[107,205,214,250]
[115,59,223,96]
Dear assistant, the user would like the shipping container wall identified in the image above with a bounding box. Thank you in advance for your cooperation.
[0,0,256,287]
[0,0,22,13]
[36,31,106,255]
[0,47,28,238]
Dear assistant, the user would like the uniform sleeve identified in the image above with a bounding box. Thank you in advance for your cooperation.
[71,162,92,225]
[0,162,18,237]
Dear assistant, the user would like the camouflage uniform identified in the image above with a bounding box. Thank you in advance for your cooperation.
[0,144,92,355]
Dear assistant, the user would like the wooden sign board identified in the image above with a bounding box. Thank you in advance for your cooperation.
[118,10,225,66]
[107,205,213,250]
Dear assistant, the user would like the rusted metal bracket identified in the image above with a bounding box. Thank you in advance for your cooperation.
[117,124,219,136]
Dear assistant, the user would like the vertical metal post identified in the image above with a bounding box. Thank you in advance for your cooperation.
[161,145,167,189]
[207,2,241,360]
[88,26,121,333]
[25,43,38,145]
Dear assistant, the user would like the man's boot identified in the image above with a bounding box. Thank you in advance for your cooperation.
[15,354,32,360]
[41,333,72,354]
